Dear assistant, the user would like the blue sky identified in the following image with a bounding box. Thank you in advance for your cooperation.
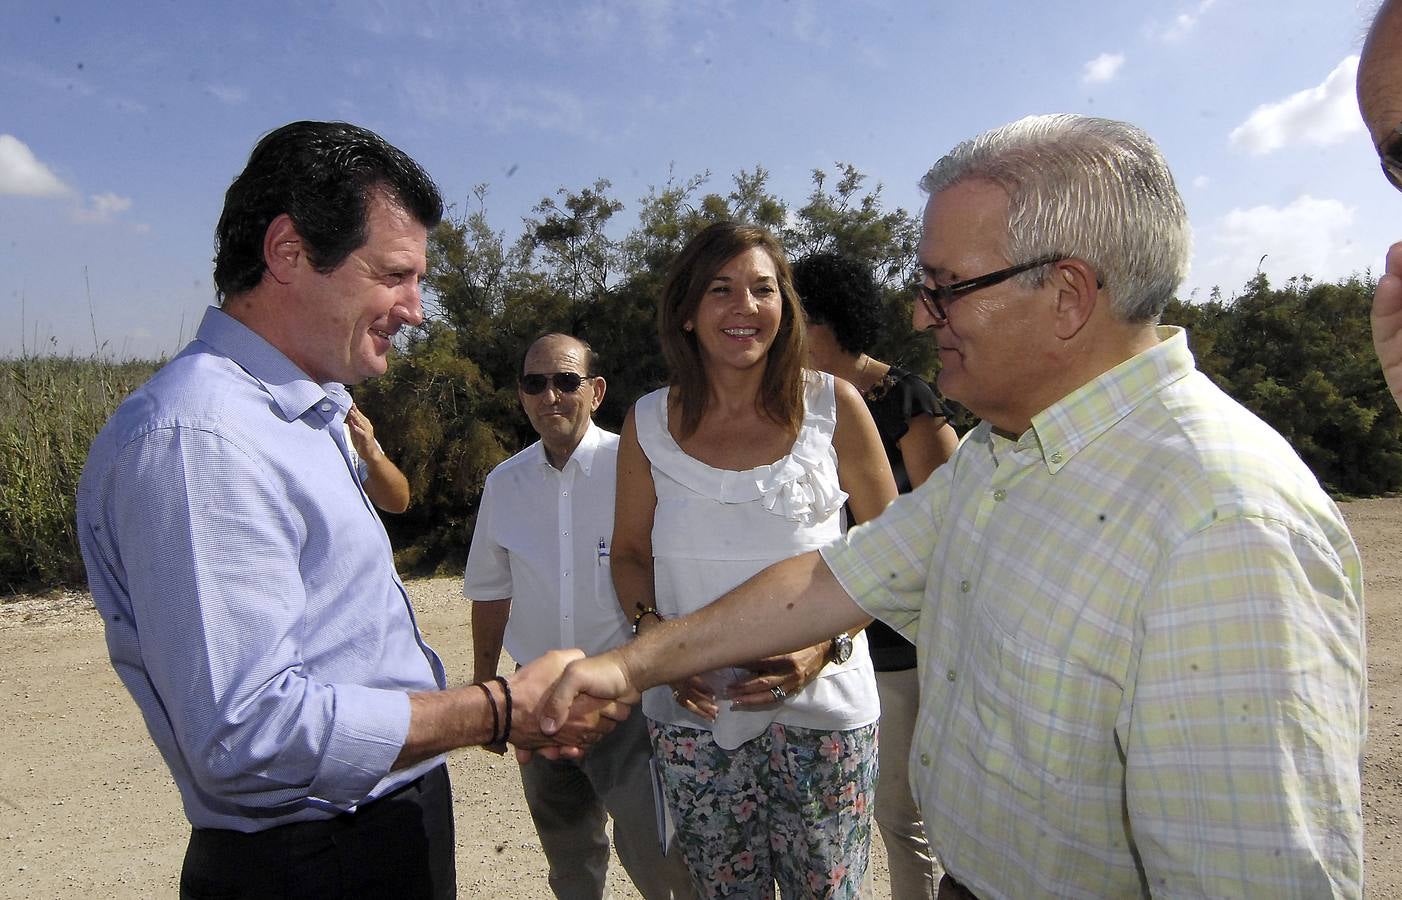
[0,0,1387,359]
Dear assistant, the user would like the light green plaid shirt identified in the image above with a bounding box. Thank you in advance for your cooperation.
[822,327,1365,898]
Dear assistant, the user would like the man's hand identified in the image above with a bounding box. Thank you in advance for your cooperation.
[1375,242,1402,413]
[508,649,632,758]
[725,642,830,708]
[539,650,640,741]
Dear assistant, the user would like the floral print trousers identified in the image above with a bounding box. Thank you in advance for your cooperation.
[649,720,879,899]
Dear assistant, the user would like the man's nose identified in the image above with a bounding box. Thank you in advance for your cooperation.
[396,281,425,327]
[912,297,943,332]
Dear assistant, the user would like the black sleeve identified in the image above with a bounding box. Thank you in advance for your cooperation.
[871,367,941,445]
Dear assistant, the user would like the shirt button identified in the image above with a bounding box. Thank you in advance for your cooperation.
[959,580,971,593]
[946,669,957,682]
[920,753,931,767]
[992,489,1007,502]
[1050,451,1064,464]
[320,402,332,412]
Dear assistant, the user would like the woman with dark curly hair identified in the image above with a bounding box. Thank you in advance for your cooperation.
[613,224,896,897]
[793,252,959,491]
[792,251,959,900]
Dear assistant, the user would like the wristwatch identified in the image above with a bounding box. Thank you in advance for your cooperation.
[828,632,853,665]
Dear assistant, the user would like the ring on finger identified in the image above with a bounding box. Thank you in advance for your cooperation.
[770,685,787,701]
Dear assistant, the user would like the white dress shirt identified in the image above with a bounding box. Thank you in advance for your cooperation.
[464,422,631,663]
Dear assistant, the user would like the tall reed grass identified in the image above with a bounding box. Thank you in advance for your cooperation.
[0,356,158,592]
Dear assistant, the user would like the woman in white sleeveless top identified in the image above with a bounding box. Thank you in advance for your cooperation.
[611,222,896,898]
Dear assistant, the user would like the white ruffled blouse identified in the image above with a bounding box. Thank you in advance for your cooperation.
[635,370,880,749]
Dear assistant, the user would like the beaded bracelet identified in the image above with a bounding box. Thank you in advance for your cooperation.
[631,606,662,635]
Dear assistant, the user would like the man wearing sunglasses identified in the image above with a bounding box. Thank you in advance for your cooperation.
[543,114,1365,898]
[1360,0,1402,413]
[465,333,693,900]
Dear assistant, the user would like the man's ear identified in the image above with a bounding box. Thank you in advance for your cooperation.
[1050,259,1099,341]
[263,213,303,286]
[589,376,607,412]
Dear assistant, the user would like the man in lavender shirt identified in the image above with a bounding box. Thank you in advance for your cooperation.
[77,120,624,900]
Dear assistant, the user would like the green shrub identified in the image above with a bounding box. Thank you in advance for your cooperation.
[9,168,1402,596]
[0,356,157,591]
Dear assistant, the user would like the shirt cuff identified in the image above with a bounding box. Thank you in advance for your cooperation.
[306,684,411,808]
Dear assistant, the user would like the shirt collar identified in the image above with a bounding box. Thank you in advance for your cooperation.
[195,306,348,426]
[1026,325,1195,473]
[532,420,602,475]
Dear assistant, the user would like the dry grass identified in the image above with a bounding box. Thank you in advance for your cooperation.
[0,356,158,592]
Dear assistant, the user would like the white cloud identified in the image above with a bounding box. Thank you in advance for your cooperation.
[0,134,71,197]
[1082,52,1125,85]
[72,191,133,224]
[1191,194,1363,296]
[0,59,97,98]
[792,0,828,46]
[402,73,597,140]
[1192,175,1210,189]
[1228,56,1363,155]
[341,0,677,53]
[628,0,676,53]
[1155,0,1217,42]
[206,84,247,105]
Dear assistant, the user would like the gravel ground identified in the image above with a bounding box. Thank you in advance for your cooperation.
[3,497,1399,898]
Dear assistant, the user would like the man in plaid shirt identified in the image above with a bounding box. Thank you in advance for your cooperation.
[544,114,1366,899]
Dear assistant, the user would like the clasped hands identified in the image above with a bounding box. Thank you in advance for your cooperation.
[531,641,832,745]
[666,643,830,719]
[504,649,637,763]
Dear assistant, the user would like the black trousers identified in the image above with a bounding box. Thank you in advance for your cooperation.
[180,764,455,900]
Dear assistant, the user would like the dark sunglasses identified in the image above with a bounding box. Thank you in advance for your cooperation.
[519,372,590,395]
[1379,125,1402,191]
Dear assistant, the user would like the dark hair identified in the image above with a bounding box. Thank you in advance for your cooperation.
[213,120,444,302]
[657,222,806,439]
[791,252,883,356]
[522,332,601,377]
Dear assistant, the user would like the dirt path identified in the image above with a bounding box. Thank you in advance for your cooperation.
[2,497,1398,898]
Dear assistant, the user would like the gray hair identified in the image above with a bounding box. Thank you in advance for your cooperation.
[919,114,1192,323]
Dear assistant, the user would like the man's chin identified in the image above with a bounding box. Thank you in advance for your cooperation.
[345,359,388,386]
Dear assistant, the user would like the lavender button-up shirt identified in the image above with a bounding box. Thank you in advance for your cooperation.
[78,307,444,832]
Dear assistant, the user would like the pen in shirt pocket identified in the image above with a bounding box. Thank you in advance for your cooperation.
[597,538,609,565]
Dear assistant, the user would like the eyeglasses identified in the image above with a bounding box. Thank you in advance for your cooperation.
[913,256,1067,323]
[1379,124,1402,191]
[519,372,590,395]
